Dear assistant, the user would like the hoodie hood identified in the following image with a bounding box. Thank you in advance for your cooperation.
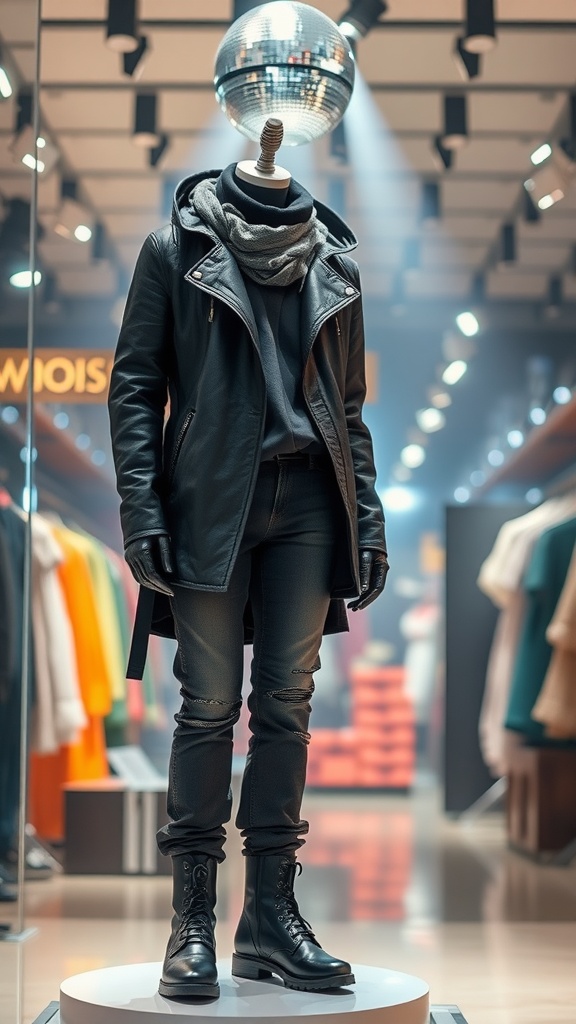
[172,167,358,257]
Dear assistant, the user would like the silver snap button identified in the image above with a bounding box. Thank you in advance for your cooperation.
[192,270,202,279]
[345,286,354,295]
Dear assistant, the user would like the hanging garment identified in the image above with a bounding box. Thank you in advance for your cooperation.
[30,515,86,754]
[0,505,27,859]
[505,516,576,743]
[477,497,576,775]
[28,525,112,841]
[532,542,576,739]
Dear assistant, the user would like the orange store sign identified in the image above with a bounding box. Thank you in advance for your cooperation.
[0,349,113,403]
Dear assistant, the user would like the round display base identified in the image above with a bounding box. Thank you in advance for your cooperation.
[60,960,429,1024]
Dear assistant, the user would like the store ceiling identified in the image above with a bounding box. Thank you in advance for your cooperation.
[1,1,576,502]
[1,1,576,302]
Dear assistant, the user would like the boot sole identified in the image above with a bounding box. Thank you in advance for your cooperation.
[232,953,355,991]
[158,979,220,1000]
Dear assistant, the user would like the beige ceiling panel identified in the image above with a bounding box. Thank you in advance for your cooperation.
[515,242,571,268]
[517,215,576,240]
[440,215,502,241]
[39,174,64,210]
[57,134,149,171]
[141,0,231,16]
[468,93,565,133]
[472,32,576,86]
[0,174,59,211]
[41,89,133,131]
[0,100,16,131]
[41,26,223,84]
[453,138,535,174]
[360,31,463,86]
[9,47,37,81]
[442,180,520,211]
[387,0,576,15]
[42,1,106,15]
[80,176,163,210]
[373,93,442,133]
[486,270,547,297]
[38,233,93,267]
[40,30,126,84]
[58,264,116,295]
[161,92,223,131]
[1,1,38,44]
[100,211,163,238]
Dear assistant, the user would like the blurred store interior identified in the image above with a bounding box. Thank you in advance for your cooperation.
[1,2,576,1023]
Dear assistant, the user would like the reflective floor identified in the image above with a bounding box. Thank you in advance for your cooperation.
[2,787,576,1023]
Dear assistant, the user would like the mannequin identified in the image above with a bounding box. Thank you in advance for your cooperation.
[108,117,388,1002]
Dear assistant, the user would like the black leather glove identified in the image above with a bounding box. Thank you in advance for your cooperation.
[347,548,389,612]
[125,535,175,597]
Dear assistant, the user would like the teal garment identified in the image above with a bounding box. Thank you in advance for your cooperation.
[505,517,576,743]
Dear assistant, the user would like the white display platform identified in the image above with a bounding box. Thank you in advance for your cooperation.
[59,960,429,1024]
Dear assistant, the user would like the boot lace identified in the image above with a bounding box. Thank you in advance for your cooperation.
[174,862,214,952]
[274,860,319,946]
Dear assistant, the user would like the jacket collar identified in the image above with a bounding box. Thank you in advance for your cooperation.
[183,218,360,358]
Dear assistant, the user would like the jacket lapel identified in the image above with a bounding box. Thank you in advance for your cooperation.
[300,255,360,364]
[185,242,261,355]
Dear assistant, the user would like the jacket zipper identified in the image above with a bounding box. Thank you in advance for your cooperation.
[208,297,214,323]
[335,314,341,339]
[169,409,195,480]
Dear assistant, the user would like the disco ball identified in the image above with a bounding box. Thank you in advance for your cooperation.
[214,1,355,147]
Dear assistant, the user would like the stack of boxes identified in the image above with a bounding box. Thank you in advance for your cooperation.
[307,665,415,790]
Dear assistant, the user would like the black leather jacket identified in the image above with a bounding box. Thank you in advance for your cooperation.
[108,171,386,671]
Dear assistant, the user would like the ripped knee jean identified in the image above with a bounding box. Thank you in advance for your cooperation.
[156,455,340,860]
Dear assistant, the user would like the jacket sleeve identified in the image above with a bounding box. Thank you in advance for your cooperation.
[108,232,173,549]
[344,262,387,555]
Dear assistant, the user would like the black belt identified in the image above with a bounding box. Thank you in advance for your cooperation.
[266,451,329,469]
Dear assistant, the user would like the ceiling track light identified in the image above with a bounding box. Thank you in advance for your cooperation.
[106,0,139,53]
[524,153,573,211]
[338,0,388,42]
[421,181,441,223]
[500,223,516,264]
[133,92,160,147]
[123,34,148,77]
[149,132,170,168]
[559,92,576,163]
[15,89,33,133]
[523,188,540,224]
[463,0,496,54]
[0,45,14,99]
[454,37,480,80]
[91,223,107,261]
[433,134,453,171]
[471,271,485,303]
[329,119,348,165]
[441,95,468,150]
[53,178,93,242]
[545,275,563,317]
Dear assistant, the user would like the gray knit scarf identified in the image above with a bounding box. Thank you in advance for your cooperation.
[191,178,328,287]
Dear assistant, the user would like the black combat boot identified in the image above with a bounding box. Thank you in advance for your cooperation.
[159,853,219,999]
[232,854,355,991]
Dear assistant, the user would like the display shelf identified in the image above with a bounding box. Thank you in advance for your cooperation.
[478,396,576,492]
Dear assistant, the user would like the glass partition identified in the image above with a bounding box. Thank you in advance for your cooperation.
[0,0,42,1021]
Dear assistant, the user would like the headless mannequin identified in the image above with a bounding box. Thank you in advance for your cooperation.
[125,117,387,611]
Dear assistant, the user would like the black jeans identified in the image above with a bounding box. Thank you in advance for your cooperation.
[157,454,340,861]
